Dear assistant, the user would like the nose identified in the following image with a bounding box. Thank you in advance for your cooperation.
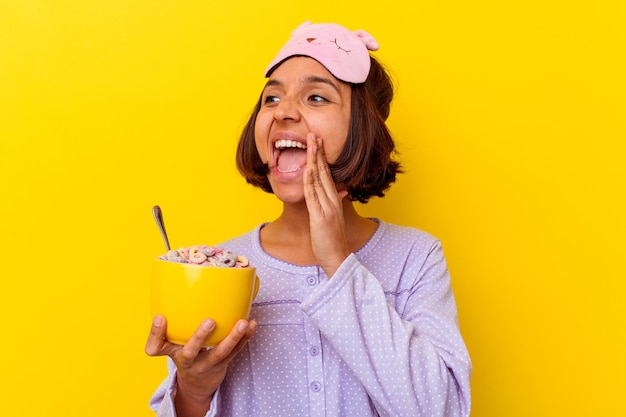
[273,99,301,122]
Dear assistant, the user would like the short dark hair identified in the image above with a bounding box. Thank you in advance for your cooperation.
[235,56,402,203]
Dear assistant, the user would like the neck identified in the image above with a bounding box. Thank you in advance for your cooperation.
[274,199,364,235]
[259,199,377,266]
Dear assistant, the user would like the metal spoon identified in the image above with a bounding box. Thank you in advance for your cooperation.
[152,205,171,251]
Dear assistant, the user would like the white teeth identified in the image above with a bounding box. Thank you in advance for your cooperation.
[274,139,307,150]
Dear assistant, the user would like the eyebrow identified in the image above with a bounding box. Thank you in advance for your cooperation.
[264,75,341,94]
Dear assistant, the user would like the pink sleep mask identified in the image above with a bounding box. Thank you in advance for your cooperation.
[264,21,379,84]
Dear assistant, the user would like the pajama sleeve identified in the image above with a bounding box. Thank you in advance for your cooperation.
[149,358,221,417]
[299,241,471,417]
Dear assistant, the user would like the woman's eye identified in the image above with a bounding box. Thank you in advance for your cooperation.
[309,95,327,103]
[263,95,279,104]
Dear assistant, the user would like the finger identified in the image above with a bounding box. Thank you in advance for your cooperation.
[304,135,322,208]
[314,137,333,185]
[305,133,320,185]
[177,319,216,365]
[305,135,333,198]
[224,319,258,361]
[145,315,178,357]
[210,319,257,362]
[306,134,329,193]
[305,137,341,217]
[314,138,341,203]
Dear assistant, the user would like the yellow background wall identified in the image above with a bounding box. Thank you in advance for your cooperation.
[1,1,624,416]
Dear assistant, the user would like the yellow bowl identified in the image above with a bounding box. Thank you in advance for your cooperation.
[151,258,259,347]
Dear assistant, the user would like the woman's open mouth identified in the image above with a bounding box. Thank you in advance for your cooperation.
[274,139,307,173]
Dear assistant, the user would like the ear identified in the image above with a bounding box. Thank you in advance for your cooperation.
[291,21,313,36]
[354,29,379,51]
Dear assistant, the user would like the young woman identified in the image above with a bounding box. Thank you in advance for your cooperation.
[146,21,472,417]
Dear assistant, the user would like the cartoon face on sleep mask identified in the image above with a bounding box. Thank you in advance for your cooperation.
[264,21,380,84]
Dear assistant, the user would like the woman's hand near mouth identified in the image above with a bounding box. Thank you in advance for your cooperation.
[303,132,350,278]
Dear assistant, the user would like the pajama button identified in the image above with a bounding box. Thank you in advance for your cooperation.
[306,276,318,286]
[310,381,321,392]
[309,346,319,356]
